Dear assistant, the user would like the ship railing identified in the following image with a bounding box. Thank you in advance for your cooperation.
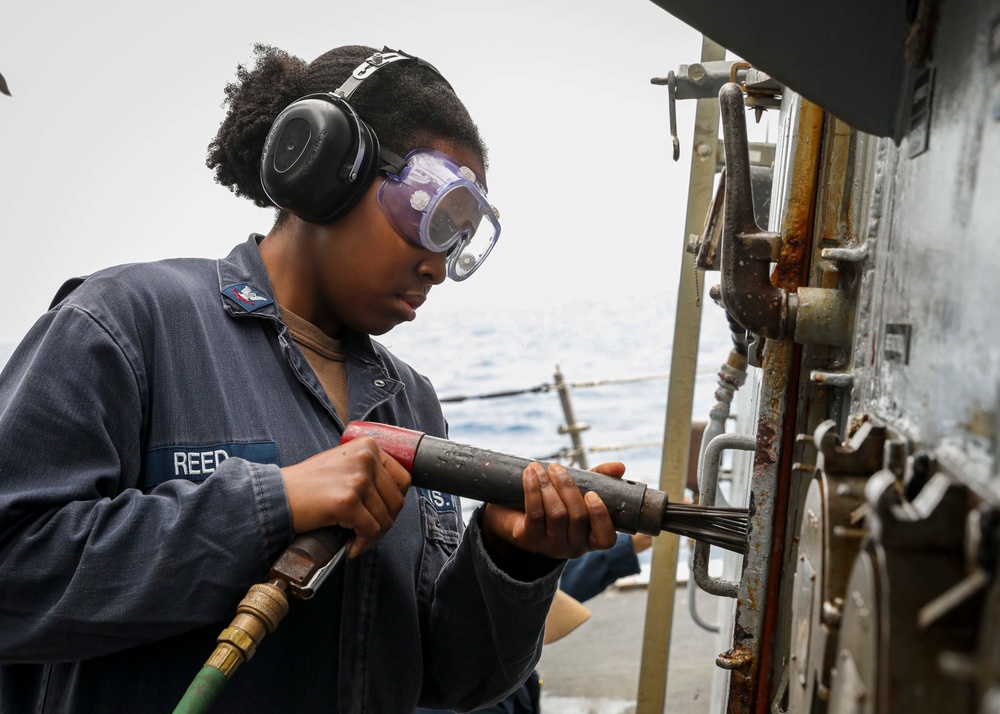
[439,365,674,468]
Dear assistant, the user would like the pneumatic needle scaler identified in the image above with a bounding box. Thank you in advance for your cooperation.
[341,421,751,554]
[173,421,749,713]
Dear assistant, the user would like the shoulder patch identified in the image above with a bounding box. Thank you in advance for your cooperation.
[222,283,274,312]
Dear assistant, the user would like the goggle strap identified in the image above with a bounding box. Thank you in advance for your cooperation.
[377,147,407,176]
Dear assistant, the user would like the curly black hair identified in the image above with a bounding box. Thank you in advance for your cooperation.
[206,43,488,214]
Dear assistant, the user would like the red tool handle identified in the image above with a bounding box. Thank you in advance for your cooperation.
[341,421,425,472]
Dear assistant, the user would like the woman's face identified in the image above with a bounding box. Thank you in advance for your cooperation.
[312,140,486,336]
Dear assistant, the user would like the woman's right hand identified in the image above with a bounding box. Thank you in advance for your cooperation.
[280,436,412,558]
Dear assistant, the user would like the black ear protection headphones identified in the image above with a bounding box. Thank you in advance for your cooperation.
[260,48,450,224]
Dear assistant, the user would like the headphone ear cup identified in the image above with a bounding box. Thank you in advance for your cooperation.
[260,94,380,224]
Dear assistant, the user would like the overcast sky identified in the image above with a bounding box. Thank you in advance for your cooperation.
[0,0,713,347]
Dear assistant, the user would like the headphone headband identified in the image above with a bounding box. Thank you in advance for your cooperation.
[335,50,412,101]
[260,47,442,224]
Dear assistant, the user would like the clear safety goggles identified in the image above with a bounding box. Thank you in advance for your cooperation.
[377,149,500,281]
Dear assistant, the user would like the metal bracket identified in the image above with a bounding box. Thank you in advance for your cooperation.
[694,432,756,597]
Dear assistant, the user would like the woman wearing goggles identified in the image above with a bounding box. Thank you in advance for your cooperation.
[377,148,501,281]
[0,43,623,714]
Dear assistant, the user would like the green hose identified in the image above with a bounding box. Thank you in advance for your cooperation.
[171,581,291,713]
[172,665,229,714]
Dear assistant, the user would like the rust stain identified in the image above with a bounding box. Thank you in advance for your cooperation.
[756,420,778,467]
[717,646,754,671]
[756,451,775,468]
[729,671,755,710]
[771,100,825,292]
[747,99,824,714]
[727,97,826,714]
[726,624,756,710]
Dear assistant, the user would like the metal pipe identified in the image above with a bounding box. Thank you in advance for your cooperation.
[687,351,748,632]
[687,549,721,633]
[553,365,590,469]
[693,433,755,597]
[696,350,749,510]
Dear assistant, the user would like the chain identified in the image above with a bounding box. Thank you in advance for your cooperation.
[693,251,703,308]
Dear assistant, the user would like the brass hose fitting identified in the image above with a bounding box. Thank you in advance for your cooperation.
[204,582,289,678]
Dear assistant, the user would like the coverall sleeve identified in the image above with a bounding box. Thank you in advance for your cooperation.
[0,306,292,661]
[417,507,563,712]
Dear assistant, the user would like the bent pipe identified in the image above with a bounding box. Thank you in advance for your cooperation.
[718,82,791,340]
[693,432,756,598]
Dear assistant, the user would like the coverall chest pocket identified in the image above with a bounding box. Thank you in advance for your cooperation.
[416,489,461,601]
[417,488,461,546]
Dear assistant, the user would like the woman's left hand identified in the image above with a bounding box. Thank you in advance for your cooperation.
[480,461,624,576]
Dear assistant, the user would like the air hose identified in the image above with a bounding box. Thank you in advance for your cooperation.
[172,528,350,714]
[172,665,229,714]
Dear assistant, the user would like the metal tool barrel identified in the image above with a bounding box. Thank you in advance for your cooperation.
[342,422,668,535]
